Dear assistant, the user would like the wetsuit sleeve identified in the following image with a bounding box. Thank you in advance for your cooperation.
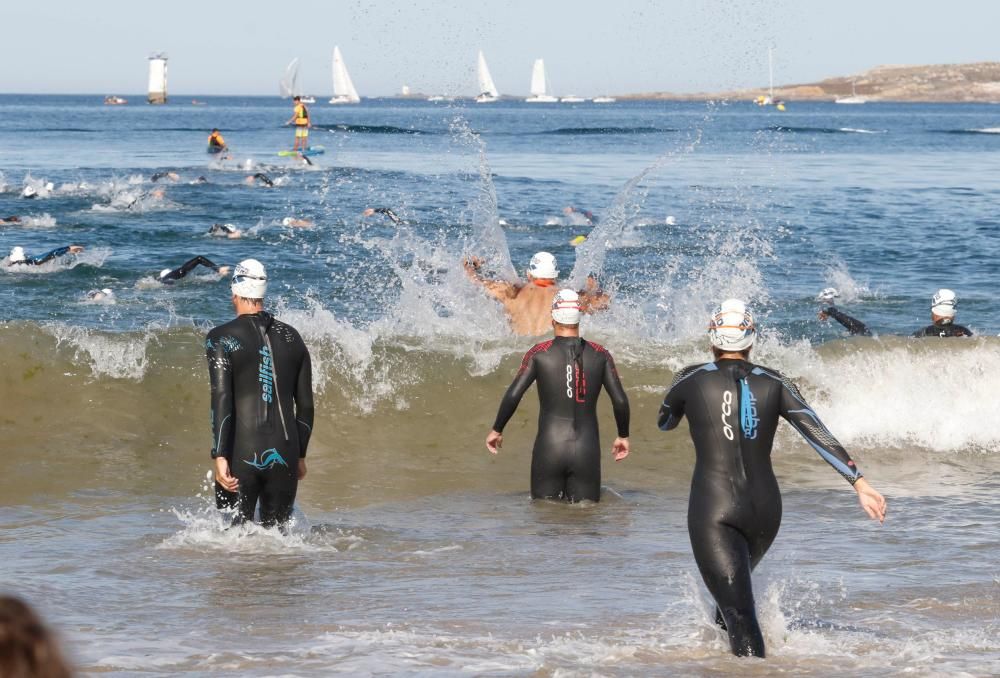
[491,349,539,433]
[294,345,314,458]
[206,335,235,459]
[658,366,697,431]
[31,246,70,265]
[824,306,870,336]
[778,376,862,485]
[602,352,630,437]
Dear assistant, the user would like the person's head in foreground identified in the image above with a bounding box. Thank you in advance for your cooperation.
[231,258,267,311]
[551,289,581,332]
[708,298,755,359]
[0,595,72,678]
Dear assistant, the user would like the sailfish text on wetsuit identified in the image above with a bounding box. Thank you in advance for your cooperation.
[258,346,274,402]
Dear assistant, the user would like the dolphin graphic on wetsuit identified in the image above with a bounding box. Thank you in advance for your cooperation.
[492,336,630,502]
[658,359,862,657]
[206,311,313,527]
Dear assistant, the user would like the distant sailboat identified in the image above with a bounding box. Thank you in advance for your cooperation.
[754,46,785,110]
[591,96,616,103]
[835,80,866,104]
[475,50,500,103]
[279,58,299,98]
[329,46,361,104]
[560,95,585,103]
[525,59,558,103]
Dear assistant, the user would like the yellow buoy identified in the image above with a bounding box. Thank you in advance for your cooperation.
[570,235,587,246]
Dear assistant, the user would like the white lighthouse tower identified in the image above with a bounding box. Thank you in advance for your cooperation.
[147,53,168,104]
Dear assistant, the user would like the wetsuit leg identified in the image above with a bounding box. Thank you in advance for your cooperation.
[257,465,298,528]
[688,517,766,657]
[564,445,601,502]
[530,445,569,500]
[231,467,263,526]
[215,481,239,511]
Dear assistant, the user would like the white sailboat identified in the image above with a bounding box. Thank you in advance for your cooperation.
[525,59,557,103]
[329,46,361,104]
[592,96,616,103]
[754,46,785,110]
[560,95,585,103]
[279,58,299,98]
[475,50,500,103]
[835,80,866,104]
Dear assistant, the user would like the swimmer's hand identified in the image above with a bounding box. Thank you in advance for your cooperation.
[612,437,629,461]
[464,256,484,271]
[218,266,231,276]
[362,208,375,217]
[818,308,832,321]
[214,457,239,492]
[854,478,886,524]
[297,458,307,480]
[486,429,503,455]
[69,245,84,254]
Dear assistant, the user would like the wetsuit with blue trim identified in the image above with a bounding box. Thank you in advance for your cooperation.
[657,358,862,657]
[206,311,314,527]
[824,306,972,337]
[492,336,630,502]
[9,246,75,266]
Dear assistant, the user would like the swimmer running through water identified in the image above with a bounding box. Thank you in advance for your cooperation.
[207,259,314,527]
[658,299,887,658]
[464,251,609,336]
[157,256,230,284]
[486,289,630,502]
[5,245,83,267]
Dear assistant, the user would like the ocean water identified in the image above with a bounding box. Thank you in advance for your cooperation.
[0,95,998,676]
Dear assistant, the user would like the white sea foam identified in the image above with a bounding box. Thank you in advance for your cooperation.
[44,322,151,380]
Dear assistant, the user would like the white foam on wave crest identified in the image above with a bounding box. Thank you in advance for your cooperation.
[822,262,876,303]
[18,213,57,228]
[782,339,1000,453]
[839,128,885,134]
[44,322,152,380]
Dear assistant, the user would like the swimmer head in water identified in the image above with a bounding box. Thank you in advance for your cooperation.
[8,246,26,263]
[159,268,172,280]
[708,298,756,353]
[816,287,840,303]
[231,258,267,299]
[21,186,37,199]
[551,289,582,326]
[528,251,558,282]
[87,288,115,302]
[930,288,957,324]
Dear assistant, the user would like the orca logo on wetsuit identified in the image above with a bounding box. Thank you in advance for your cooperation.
[243,448,288,470]
[721,390,734,441]
[258,346,274,403]
[566,364,573,398]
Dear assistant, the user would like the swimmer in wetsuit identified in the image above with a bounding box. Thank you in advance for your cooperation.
[465,251,610,336]
[486,289,630,502]
[157,256,230,284]
[207,223,242,239]
[207,259,314,528]
[245,173,275,187]
[658,299,887,658]
[819,287,972,337]
[5,245,84,267]
[361,207,404,225]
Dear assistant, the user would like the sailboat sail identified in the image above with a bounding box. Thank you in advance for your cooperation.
[477,51,499,98]
[279,58,300,98]
[330,46,361,103]
[530,59,547,97]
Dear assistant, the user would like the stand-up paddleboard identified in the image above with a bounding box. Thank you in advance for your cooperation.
[278,146,325,157]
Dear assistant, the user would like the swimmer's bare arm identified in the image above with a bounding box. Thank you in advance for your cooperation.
[579,275,610,313]
[294,345,315,481]
[206,335,238,492]
[778,377,886,523]
[486,349,539,454]
[464,257,518,302]
[602,352,630,461]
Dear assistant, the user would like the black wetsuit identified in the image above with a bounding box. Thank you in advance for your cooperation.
[7,246,74,266]
[159,256,220,283]
[368,207,403,225]
[492,336,630,502]
[208,224,237,237]
[825,306,973,337]
[823,306,872,336]
[206,312,314,526]
[912,322,973,337]
[658,359,861,657]
[251,173,274,187]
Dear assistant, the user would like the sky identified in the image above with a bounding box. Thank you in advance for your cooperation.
[2,0,998,96]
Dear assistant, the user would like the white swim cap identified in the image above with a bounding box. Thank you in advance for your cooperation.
[101,288,113,296]
[708,299,756,352]
[930,288,957,319]
[159,268,172,279]
[281,217,293,226]
[528,251,558,279]
[21,186,36,198]
[9,246,26,263]
[817,287,840,303]
[551,289,582,325]
[232,258,267,298]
